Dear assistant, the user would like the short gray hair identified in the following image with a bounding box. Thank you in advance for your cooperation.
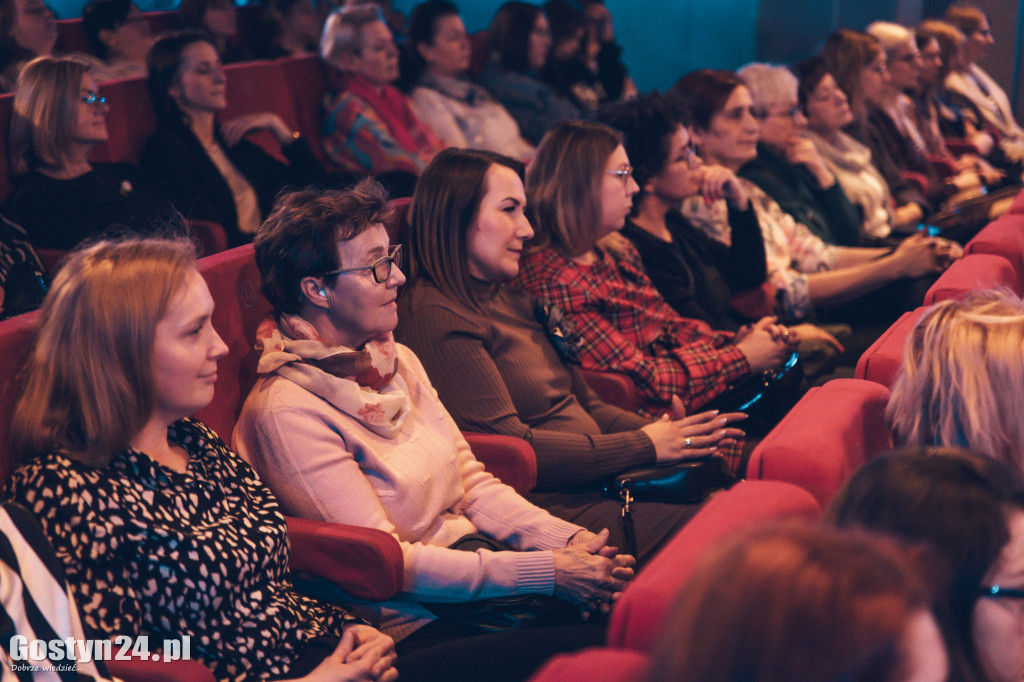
[737,62,797,111]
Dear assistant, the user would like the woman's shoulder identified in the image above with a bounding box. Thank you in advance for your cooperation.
[4,450,108,516]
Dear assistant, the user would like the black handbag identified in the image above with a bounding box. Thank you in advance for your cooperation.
[700,351,804,439]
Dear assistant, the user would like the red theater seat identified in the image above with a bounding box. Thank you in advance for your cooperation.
[90,76,156,165]
[528,648,650,682]
[581,370,638,412]
[607,480,820,651]
[748,379,892,507]
[923,252,1018,304]
[855,306,928,388]
[221,61,300,163]
[965,215,1024,290]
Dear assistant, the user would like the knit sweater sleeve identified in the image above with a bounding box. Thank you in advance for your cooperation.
[322,92,425,175]
[397,298,656,488]
[234,373,580,604]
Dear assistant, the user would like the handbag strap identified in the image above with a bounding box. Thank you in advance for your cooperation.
[617,487,639,564]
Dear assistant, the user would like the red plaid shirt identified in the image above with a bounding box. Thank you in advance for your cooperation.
[515,244,750,419]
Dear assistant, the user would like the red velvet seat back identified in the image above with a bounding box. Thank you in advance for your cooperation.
[89,76,157,165]
[274,54,333,170]
[855,306,929,388]
[923,252,1019,304]
[1009,187,1024,214]
[748,379,892,507]
[221,60,299,163]
[0,312,40,484]
[965,215,1024,291]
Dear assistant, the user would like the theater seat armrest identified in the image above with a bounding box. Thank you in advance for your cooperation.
[286,516,404,602]
[463,431,537,494]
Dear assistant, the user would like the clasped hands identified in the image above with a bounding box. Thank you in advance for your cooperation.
[556,528,636,620]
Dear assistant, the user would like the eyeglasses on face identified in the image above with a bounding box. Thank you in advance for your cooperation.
[322,244,402,284]
[978,585,1024,600]
[81,91,107,106]
[604,165,634,186]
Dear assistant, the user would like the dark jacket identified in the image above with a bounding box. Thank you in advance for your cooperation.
[141,119,323,247]
[740,143,863,247]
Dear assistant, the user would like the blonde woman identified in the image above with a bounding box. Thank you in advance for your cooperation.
[887,288,1024,471]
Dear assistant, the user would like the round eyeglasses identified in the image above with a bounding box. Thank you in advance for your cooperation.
[81,91,107,106]
[604,165,634,186]
[322,244,402,284]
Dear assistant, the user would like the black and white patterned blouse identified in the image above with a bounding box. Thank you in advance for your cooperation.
[3,418,357,680]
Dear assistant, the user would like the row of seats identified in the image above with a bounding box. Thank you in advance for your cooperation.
[528,191,1024,680]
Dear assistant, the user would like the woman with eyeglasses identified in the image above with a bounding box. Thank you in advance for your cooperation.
[829,448,1024,682]
[6,56,171,250]
[943,5,1024,163]
[674,69,957,358]
[142,31,323,249]
[512,119,796,438]
[234,180,635,682]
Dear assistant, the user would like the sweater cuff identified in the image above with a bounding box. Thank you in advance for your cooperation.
[528,517,587,551]
[514,550,558,595]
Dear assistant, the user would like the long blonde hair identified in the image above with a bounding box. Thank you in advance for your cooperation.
[11,236,197,466]
[887,289,1024,470]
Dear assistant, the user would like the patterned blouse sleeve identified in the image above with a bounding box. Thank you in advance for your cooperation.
[323,94,426,175]
[3,459,144,641]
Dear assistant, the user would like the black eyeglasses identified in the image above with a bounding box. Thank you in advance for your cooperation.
[322,244,402,284]
[978,585,1024,600]
[81,91,107,106]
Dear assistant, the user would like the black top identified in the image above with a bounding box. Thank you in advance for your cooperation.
[5,163,171,250]
[739,143,863,247]
[621,206,766,331]
[141,120,323,248]
[0,211,46,319]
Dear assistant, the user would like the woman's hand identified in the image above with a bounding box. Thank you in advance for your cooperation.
[785,137,834,189]
[696,165,749,210]
[642,397,746,463]
[888,233,944,278]
[298,625,398,682]
[734,316,798,374]
[553,529,635,618]
[932,237,962,268]
[893,202,925,227]
[220,112,295,147]
[789,323,845,353]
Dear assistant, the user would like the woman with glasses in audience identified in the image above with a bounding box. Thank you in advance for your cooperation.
[512,119,796,437]
[7,56,170,250]
[944,5,1024,163]
[646,522,947,682]
[400,0,534,161]
[478,1,576,146]
[3,235,398,681]
[829,448,1024,682]
[886,289,1024,472]
[234,180,635,682]
[396,147,746,563]
[142,31,323,248]
[675,69,956,357]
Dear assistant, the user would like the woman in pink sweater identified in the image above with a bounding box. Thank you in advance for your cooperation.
[233,180,638,681]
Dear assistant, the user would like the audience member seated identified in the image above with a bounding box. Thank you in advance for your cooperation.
[142,31,323,248]
[2,236,398,681]
[513,119,798,424]
[915,19,1003,165]
[886,289,1024,471]
[478,1,576,146]
[177,0,250,63]
[601,93,847,375]
[233,181,634,681]
[821,28,931,226]
[675,69,957,357]
[944,5,1024,163]
[320,5,442,179]
[579,0,637,102]
[737,63,863,247]
[80,0,154,80]
[0,0,56,91]
[599,93,768,330]
[0,211,46,319]
[796,57,917,241]
[540,0,606,118]
[401,0,533,161]
[254,0,320,59]
[644,521,947,682]
[395,148,745,560]
[829,448,1024,682]
[6,57,170,250]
